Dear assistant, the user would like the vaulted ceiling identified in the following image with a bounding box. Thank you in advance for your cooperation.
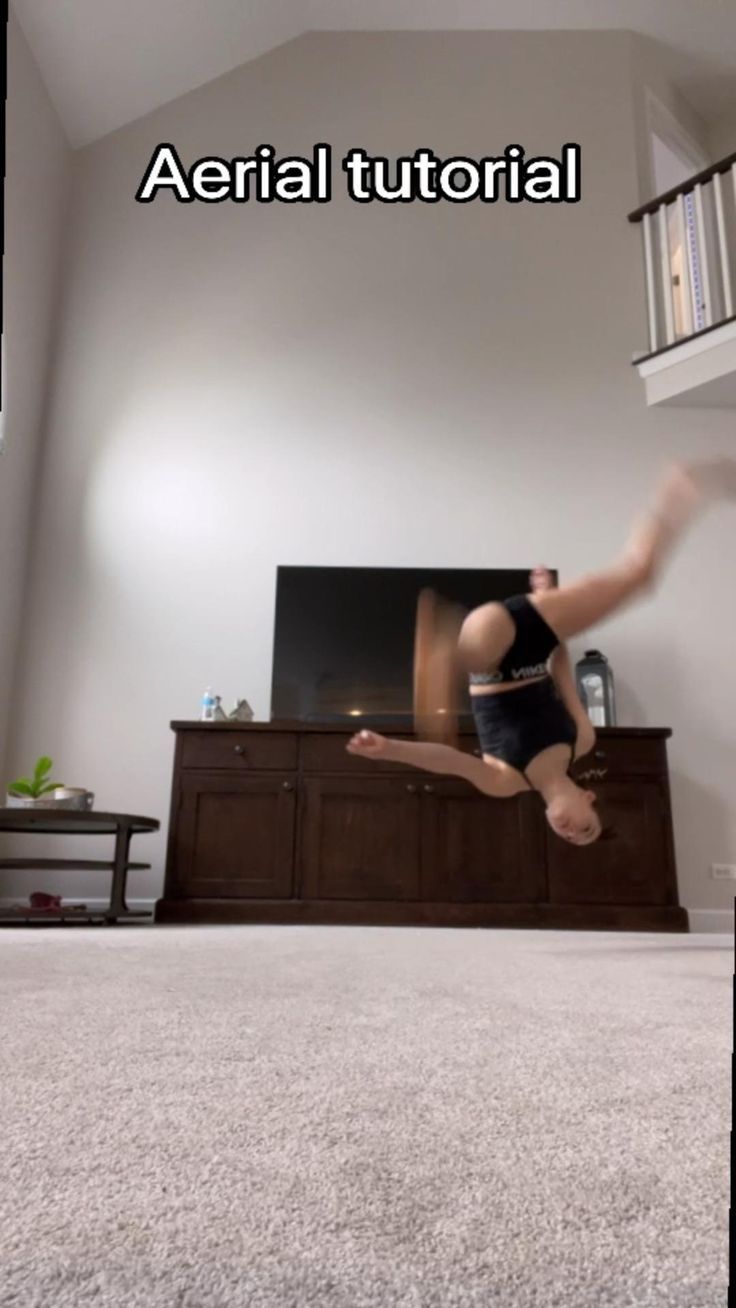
[12,0,736,147]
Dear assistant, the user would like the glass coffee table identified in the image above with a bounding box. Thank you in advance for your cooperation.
[0,809,160,924]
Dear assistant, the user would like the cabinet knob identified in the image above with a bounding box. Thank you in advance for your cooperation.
[282,781,294,791]
[406,783,417,793]
[234,745,245,756]
[594,750,606,761]
[423,784,435,794]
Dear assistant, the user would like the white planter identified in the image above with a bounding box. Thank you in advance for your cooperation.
[5,790,94,811]
[5,794,60,809]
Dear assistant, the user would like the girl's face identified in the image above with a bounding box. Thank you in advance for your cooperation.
[546,787,602,846]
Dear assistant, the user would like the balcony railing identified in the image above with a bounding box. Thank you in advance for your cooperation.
[628,149,736,361]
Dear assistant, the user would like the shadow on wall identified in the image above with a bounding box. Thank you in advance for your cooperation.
[609,674,732,869]
[668,765,733,883]
[612,677,646,726]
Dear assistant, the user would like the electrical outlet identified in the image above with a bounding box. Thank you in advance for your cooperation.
[710,863,736,881]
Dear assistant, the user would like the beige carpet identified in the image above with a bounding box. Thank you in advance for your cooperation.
[0,925,731,1307]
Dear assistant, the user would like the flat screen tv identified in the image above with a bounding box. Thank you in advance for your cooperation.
[270,566,555,727]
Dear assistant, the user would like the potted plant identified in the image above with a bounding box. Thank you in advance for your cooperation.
[6,756,65,809]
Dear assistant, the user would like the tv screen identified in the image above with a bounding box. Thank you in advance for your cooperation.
[270,566,553,725]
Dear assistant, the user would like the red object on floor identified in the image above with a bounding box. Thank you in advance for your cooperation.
[29,892,63,911]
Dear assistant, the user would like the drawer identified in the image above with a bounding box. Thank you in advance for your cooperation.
[572,736,665,781]
[300,732,481,773]
[180,731,298,771]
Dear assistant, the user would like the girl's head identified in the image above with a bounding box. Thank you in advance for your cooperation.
[545,782,602,845]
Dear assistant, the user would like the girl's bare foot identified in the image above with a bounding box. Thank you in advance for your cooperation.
[346,729,390,759]
[658,459,736,524]
[658,462,704,518]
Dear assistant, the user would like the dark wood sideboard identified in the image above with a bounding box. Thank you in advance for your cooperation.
[155,722,686,932]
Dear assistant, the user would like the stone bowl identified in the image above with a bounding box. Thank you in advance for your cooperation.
[5,789,94,811]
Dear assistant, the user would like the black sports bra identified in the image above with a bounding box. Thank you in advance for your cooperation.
[468,594,560,686]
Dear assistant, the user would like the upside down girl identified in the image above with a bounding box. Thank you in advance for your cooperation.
[347,460,735,846]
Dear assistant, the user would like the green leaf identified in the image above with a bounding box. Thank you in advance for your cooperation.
[8,780,34,797]
[7,758,60,798]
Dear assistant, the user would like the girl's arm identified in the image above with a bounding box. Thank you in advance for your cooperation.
[548,645,596,759]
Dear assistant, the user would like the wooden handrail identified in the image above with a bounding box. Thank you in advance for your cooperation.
[628,148,736,223]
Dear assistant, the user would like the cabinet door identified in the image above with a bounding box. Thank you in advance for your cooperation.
[420,780,546,902]
[174,771,296,899]
[300,777,421,900]
[547,781,673,906]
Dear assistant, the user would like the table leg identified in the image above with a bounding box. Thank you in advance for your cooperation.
[107,823,132,922]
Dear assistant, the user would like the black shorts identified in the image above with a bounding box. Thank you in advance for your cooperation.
[471,676,577,776]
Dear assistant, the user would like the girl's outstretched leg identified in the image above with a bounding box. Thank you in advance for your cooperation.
[530,459,735,643]
[346,730,524,798]
[347,730,468,772]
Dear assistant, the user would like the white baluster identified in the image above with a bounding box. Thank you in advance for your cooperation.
[694,182,713,328]
[642,212,658,352]
[657,203,675,346]
[713,170,733,320]
[674,194,694,338]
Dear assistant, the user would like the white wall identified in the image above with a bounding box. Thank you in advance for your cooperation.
[708,106,736,162]
[7,31,736,922]
[1,12,69,771]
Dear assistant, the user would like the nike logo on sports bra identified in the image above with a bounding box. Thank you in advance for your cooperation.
[469,661,548,685]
